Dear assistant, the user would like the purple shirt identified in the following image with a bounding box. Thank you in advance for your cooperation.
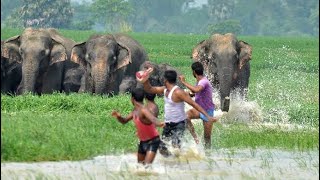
[195,77,214,111]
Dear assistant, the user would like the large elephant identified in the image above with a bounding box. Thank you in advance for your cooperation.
[192,33,252,111]
[1,40,22,95]
[70,33,147,95]
[1,28,83,95]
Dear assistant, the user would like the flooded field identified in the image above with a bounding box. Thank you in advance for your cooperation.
[2,94,318,180]
[1,147,319,179]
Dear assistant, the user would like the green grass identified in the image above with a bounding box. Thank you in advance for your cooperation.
[1,28,319,162]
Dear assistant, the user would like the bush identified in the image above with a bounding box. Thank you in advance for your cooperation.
[69,20,95,31]
[208,19,242,35]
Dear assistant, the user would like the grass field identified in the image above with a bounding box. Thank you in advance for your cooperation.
[1,28,319,162]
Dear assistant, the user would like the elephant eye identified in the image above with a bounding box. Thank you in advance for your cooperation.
[40,50,46,57]
[86,53,93,62]
[19,47,23,55]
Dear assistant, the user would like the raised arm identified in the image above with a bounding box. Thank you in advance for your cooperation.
[179,75,203,93]
[142,79,165,95]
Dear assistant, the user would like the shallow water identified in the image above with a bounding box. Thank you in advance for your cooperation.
[1,147,319,180]
[2,92,318,179]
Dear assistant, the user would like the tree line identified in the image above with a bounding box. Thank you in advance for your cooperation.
[1,0,319,36]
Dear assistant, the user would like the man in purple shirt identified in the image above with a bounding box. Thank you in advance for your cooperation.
[179,61,216,149]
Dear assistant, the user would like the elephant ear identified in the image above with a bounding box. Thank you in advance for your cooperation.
[237,40,252,69]
[70,42,87,68]
[115,42,131,71]
[1,35,22,64]
[50,38,68,66]
[192,40,208,61]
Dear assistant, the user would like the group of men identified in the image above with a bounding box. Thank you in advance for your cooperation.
[111,61,218,166]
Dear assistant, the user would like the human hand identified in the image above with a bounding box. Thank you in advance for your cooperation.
[178,75,185,83]
[156,121,166,128]
[136,67,153,83]
[208,117,218,123]
[111,110,120,118]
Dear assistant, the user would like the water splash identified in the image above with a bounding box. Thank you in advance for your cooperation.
[2,149,318,179]
[185,90,264,124]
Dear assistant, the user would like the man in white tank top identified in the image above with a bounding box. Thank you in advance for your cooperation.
[140,69,216,157]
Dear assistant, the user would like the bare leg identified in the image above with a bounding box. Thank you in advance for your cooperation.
[203,121,214,149]
[137,153,146,164]
[144,151,157,164]
[187,109,200,144]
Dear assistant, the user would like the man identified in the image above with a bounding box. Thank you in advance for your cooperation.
[179,61,216,149]
[138,68,216,157]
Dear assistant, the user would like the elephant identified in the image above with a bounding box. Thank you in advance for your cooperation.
[139,61,184,88]
[70,33,147,95]
[191,33,252,111]
[1,40,22,95]
[1,28,84,95]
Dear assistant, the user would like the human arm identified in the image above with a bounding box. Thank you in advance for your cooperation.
[141,108,165,128]
[142,79,165,95]
[179,75,204,93]
[176,89,217,122]
[136,67,165,95]
[111,110,133,124]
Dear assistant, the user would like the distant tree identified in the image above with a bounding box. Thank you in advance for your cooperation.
[1,0,23,21]
[207,19,242,35]
[128,0,190,32]
[309,2,319,36]
[4,0,73,28]
[69,1,94,30]
[91,0,132,32]
[207,0,235,23]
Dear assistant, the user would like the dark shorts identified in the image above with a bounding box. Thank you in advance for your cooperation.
[138,136,161,155]
[159,120,186,156]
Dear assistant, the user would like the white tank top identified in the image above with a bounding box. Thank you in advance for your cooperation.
[164,85,187,123]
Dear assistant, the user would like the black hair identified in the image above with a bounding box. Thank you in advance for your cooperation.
[164,70,177,84]
[191,61,204,75]
[145,92,156,101]
[131,88,144,103]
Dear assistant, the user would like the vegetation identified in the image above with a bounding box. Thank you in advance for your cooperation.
[1,0,319,36]
[1,28,319,162]
[2,0,73,29]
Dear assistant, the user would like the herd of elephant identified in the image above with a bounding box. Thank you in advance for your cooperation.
[1,28,252,110]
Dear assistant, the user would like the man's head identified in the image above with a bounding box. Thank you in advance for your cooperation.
[145,92,156,101]
[131,88,144,104]
[191,62,204,77]
[164,70,177,84]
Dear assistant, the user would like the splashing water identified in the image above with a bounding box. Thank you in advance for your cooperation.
[184,90,264,124]
[2,148,318,179]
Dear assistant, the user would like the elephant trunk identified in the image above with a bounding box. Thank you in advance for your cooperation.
[218,68,233,112]
[92,62,109,95]
[21,62,39,94]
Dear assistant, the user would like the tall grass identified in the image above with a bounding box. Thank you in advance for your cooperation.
[1,28,319,162]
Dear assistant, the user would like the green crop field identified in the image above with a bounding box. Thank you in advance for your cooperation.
[1,28,319,162]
